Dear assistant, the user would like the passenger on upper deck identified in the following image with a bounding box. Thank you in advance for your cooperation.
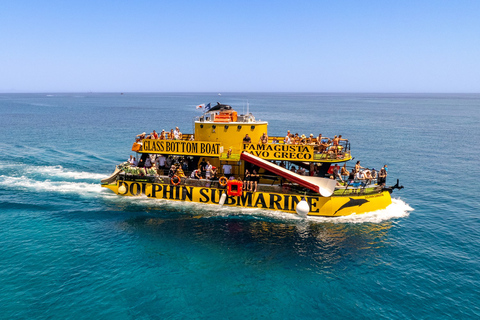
[308,134,314,145]
[136,132,146,140]
[160,130,166,140]
[284,134,291,144]
[243,134,251,144]
[300,134,307,145]
[189,134,194,141]
[128,155,134,164]
[259,133,268,144]
[174,127,181,140]
[151,130,158,139]
[169,129,175,140]
[294,133,300,144]
[191,167,202,179]
[319,139,330,153]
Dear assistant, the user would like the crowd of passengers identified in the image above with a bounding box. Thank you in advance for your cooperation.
[125,153,388,190]
[135,127,194,143]
[242,130,349,158]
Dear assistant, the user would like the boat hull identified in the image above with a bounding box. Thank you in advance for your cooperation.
[102,180,392,217]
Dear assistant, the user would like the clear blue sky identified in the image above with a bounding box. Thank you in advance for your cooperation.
[1,0,479,93]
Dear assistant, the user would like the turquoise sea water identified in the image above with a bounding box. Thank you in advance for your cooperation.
[0,93,479,319]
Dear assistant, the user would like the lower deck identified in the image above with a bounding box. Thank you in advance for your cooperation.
[102,178,392,217]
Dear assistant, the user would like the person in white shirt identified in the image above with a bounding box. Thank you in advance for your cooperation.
[174,127,180,140]
[205,161,212,179]
[128,155,134,164]
[355,170,365,181]
[155,154,166,174]
[222,164,232,178]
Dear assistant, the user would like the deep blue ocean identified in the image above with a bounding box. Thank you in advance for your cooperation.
[0,93,479,319]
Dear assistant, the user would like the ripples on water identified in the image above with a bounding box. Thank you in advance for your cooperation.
[0,93,479,319]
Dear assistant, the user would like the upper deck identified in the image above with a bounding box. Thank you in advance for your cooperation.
[138,102,351,163]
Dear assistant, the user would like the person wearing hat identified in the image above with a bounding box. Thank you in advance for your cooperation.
[300,134,307,145]
[378,165,387,186]
[136,132,146,140]
[308,134,314,145]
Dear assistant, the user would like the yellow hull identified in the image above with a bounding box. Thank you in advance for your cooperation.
[102,181,392,217]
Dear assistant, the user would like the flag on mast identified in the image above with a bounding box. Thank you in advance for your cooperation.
[205,103,211,111]
[196,103,205,109]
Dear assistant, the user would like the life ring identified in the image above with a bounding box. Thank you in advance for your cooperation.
[219,176,228,187]
[227,180,243,197]
[171,175,181,186]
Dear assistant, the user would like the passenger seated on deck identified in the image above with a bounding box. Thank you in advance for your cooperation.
[160,130,166,140]
[132,157,138,166]
[128,155,134,165]
[355,170,366,185]
[189,134,194,141]
[250,169,259,192]
[319,139,330,153]
[242,134,251,144]
[151,130,158,139]
[284,133,291,144]
[191,168,202,179]
[300,134,307,145]
[243,169,251,190]
[176,167,186,178]
[364,169,372,185]
[136,132,146,140]
[168,165,176,178]
[169,129,175,140]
